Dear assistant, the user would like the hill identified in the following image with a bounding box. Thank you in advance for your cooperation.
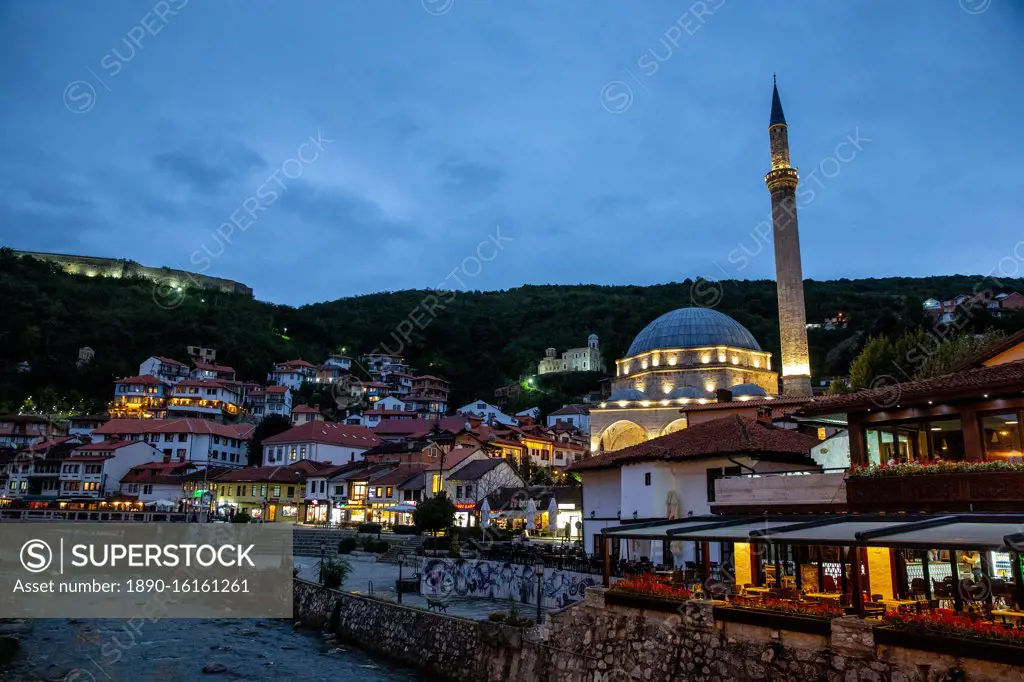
[2,248,1022,414]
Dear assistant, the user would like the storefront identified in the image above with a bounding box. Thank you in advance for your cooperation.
[306,500,329,524]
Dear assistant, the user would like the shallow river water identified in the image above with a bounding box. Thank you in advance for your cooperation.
[1,618,427,682]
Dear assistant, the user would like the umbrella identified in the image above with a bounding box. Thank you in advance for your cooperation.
[546,496,558,533]
[384,504,417,513]
[480,497,491,528]
[152,499,175,510]
[666,491,683,566]
[525,498,537,530]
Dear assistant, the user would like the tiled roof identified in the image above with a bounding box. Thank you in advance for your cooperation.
[448,458,502,481]
[73,441,141,451]
[292,405,321,413]
[175,379,229,389]
[277,359,316,368]
[373,416,468,437]
[95,419,253,440]
[265,386,289,394]
[24,437,73,453]
[66,455,114,462]
[120,462,195,485]
[549,404,590,416]
[569,415,819,472]
[263,422,380,448]
[371,464,433,486]
[155,356,188,366]
[115,375,167,385]
[305,462,366,479]
[797,360,1024,415]
[193,361,235,373]
[215,462,317,483]
[951,330,1024,371]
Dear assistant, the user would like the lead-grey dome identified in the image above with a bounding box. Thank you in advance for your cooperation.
[730,383,768,397]
[667,386,703,400]
[626,307,761,356]
[608,388,645,402]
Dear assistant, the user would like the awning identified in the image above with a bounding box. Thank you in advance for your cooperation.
[667,518,806,542]
[751,516,939,545]
[601,516,734,540]
[857,516,1024,552]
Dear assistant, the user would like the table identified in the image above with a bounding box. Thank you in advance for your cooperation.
[880,598,919,613]
[743,586,772,596]
[992,609,1024,626]
[803,592,842,602]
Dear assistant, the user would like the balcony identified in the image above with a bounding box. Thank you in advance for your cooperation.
[846,470,1024,513]
[711,470,848,514]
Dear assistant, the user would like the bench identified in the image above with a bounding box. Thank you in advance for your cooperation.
[426,597,448,613]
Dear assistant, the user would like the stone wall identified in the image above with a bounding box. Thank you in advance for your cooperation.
[294,579,1024,682]
[419,557,599,609]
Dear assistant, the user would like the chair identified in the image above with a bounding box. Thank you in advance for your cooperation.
[910,578,927,599]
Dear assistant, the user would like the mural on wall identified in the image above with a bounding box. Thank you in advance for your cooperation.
[420,558,599,609]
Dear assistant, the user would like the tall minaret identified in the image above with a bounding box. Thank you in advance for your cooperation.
[765,77,812,397]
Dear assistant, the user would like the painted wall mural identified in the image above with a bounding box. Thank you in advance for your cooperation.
[420,558,599,609]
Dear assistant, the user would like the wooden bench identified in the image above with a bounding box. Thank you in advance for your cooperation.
[426,597,448,613]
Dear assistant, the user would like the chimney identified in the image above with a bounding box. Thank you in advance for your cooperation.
[756,406,773,424]
[716,389,733,403]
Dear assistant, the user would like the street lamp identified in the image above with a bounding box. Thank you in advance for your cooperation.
[319,539,326,584]
[534,560,545,625]
[397,552,406,604]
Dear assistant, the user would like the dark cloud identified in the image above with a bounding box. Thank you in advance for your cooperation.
[436,156,505,196]
[152,139,267,195]
[275,179,419,240]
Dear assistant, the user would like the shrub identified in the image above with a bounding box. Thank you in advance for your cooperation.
[358,522,383,534]
[231,512,252,524]
[488,612,507,622]
[320,557,351,590]
[338,538,357,554]
[372,540,390,554]
[393,524,419,535]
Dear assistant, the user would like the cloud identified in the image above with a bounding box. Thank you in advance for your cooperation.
[152,139,267,195]
[436,156,505,196]
[274,178,420,240]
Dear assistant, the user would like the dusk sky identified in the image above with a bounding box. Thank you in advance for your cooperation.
[2,0,1022,305]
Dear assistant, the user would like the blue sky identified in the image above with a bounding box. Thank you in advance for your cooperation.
[1,0,1022,305]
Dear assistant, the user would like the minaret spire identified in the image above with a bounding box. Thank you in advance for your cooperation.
[764,77,812,397]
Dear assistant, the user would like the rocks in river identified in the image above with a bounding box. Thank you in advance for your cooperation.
[201,661,228,674]
[236,629,257,637]
[281,645,298,650]
[292,621,302,628]
[209,645,233,652]
[256,621,272,628]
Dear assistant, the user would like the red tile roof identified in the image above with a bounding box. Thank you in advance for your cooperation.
[155,356,188,367]
[215,460,325,483]
[175,379,230,389]
[373,416,468,438]
[95,419,253,440]
[193,361,235,373]
[549,404,591,416]
[370,463,433,486]
[569,415,819,472]
[73,441,140,451]
[292,404,321,414]
[263,422,380,448]
[66,455,114,462]
[121,462,195,485]
[277,359,316,368]
[115,375,167,386]
[265,386,289,394]
[798,360,1024,415]
[24,437,73,453]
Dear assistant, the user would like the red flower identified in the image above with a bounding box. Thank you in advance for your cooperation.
[610,574,692,601]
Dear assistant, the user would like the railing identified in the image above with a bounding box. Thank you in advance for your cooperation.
[718,467,849,479]
[713,470,848,513]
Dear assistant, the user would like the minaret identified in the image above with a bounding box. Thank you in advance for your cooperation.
[765,77,812,397]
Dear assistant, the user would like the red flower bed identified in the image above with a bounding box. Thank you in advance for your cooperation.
[883,609,1024,646]
[729,596,843,619]
[849,460,1024,478]
[609,575,692,602]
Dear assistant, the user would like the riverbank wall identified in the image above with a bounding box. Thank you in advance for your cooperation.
[293,579,1023,682]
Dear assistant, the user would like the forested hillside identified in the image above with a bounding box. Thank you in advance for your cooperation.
[2,248,1022,414]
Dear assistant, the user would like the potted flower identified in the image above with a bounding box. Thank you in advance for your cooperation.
[604,575,692,613]
[875,609,1024,666]
[712,596,841,635]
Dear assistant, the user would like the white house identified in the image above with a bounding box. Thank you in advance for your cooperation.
[67,414,109,439]
[547,404,591,432]
[139,356,190,384]
[167,379,243,421]
[119,461,197,505]
[92,419,254,468]
[516,407,541,421]
[264,385,293,419]
[572,415,819,562]
[456,400,517,426]
[291,404,325,426]
[268,359,316,390]
[445,457,526,527]
[191,361,236,381]
[60,440,165,499]
[374,396,411,412]
[263,422,380,466]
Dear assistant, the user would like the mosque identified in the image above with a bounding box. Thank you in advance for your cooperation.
[590,80,812,453]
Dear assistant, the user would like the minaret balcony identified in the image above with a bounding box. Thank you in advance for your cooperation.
[765,167,799,191]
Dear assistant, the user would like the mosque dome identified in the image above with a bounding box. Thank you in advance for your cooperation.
[608,388,645,402]
[667,386,703,400]
[626,307,762,356]
[730,383,769,398]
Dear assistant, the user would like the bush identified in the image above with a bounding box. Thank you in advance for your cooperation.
[488,612,507,622]
[338,538,357,554]
[393,525,419,535]
[231,512,252,524]
[320,557,351,590]
[358,522,382,534]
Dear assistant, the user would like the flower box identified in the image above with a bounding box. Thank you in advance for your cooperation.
[604,591,687,614]
[874,626,1024,666]
[846,471,1024,512]
[712,606,832,636]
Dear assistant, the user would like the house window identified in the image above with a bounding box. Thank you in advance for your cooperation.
[456,486,463,498]
[464,485,472,498]
[375,487,383,498]
[334,485,344,496]
[289,447,297,461]
[287,486,294,498]
[319,480,325,494]
[272,486,281,498]
[213,436,221,445]
[178,434,187,442]
[142,484,153,495]
[644,472,651,486]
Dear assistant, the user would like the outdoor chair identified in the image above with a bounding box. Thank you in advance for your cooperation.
[909,578,927,599]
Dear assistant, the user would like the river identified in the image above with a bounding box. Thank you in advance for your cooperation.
[0,618,427,682]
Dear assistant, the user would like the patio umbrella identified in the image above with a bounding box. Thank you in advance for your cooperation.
[666,490,683,567]
[547,496,558,533]
[480,497,491,528]
[384,504,417,513]
[525,498,537,530]
[152,500,175,510]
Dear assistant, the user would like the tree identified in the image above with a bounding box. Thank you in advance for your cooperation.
[247,414,293,466]
[413,492,456,536]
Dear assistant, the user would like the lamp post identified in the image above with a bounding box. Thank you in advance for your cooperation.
[534,560,545,625]
[319,539,326,584]
[397,552,406,604]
